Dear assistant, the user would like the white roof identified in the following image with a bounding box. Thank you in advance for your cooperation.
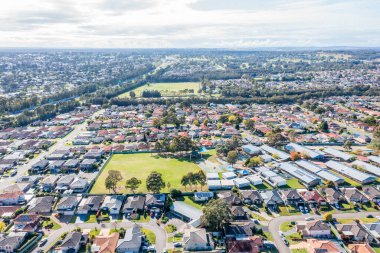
[325,160,375,183]
[369,156,380,165]
[260,145,290,160]
[279,162,321,185]
[352,160,380,177]
[233,178,250,185]
[222,172,237,178]
[323,147,355,161]
[286,143,324,159]
[206,173,219,179]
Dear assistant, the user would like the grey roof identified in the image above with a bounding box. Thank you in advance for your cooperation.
[369,156,380,165]
[171,201,203,221]
[295,160,344,184]
[60,232,82,249]
[325,160,376,184]
[260,145,290,160]
[279,162,321,185]
[242,144,262,155]
[285,143,324,159]
[352,160,380,177]
[323,147,355,161]
[117,224,143,250]
[28,196,53,214]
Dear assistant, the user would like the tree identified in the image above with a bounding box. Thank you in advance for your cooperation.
[247,156,264,168]
[105,170,123,193]
[153,118,161,129]
[227,150,238,165]
[181,174,190,191]
[0,221,5,232]
[290,151,301,161]
[146,171,165,193]
[196,170,206,190]
[129,91,136,98]
[243,119,255,131]
[319,121,329,132]
[125,177,141,193]
[201,199,232,231]
[193,119,200,127]
[323,212,333,222]
[325,180,335,188]
[343,140,352,151]
[266,132,286,146]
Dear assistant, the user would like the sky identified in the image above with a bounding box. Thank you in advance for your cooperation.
[0,0,379,48]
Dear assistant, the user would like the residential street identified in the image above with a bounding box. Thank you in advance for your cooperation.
[268,211,380,253]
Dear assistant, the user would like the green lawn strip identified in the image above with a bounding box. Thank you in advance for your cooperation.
[142,228,156,244]
[182,196,204,210]
[90,153,203,194]
[89,228,101,238]
[263,231,274,242]
[165,224,177,233]
[285,232,303,245]
[337,217,378,224]
[252,181,273,190]
[291,249,308,253]
[372,246,380,253]
[42,219,61,230]
[281,178,305,189]
[250,212,268,221]
[280,222,295,232]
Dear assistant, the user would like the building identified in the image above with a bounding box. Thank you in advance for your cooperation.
[295,160,345,185]
[183,227,214,251]
[116,224,144,253]
[285,143,324,160]
[323,147,355,161]
[325,160,375,184]
[279,162,321,187]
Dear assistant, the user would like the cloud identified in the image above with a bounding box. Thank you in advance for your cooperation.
[0,0,378,48]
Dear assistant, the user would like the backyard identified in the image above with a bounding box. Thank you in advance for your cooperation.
[90,153,203,194]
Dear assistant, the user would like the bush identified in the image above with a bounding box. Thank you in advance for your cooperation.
[170,189,182,198]
[323,212,333,222]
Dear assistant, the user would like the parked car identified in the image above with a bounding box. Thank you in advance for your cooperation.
[39,238,48,247]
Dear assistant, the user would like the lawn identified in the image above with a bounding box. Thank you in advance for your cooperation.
[42,219,61,230]
[182,196,204,210]
[252,181,273,190]
[90,153,202,194]
[292,249,308,253]
[337,217,378,224]
[142,228,156,244]
[280,222,295,232]
[286,232,303,245]
[372,246,380,253]
[119,82,201,98]
[282,178,305,189]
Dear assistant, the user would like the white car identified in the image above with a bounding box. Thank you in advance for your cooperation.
[376,216,380,220]
[305,217,315,221]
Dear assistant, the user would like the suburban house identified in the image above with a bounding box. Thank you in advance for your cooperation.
[340,188,369,204]
[13,214,40,232]
[69,178,89,193]
[320,188,344,205]
[0,191,25,205]
[217,192,242,206]
[56,196,79,215]
[145,194,166,212]
[224,221,255,238]
[230,206,248,220]
[122,195,146,216]
[27,196,54,215]
[0,232,27,253]
[92,232,119,253]
[182,227,214,251]
[101,195,124,215]
[226,236,264,253]
[240,190,263,205]
[348,243,376,253]
[296,220,332,238]
[77,195,104,215]
[30,160,49,174]
[41,175,60,192]
[260,190,284,209]
[291,239,342,253]
[363,223,380,240]
[300,190,326,206]
[336,223,375,242]
[362,186,380,204]
[57,231,86,253]
[56,175,75,192]
[116,224,144,253]
[280,189,305,206]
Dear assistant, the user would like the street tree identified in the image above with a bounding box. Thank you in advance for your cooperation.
[146,171,165,193]
[125,177,141,193]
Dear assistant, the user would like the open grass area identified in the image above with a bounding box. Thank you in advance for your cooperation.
[42,219,61,230]
[286,232,303,245]
[90,153,202,194]
[142,228,156,244]
[119,82,201,98]
[372,246,380,253]
[202,149,221,165]
[282,178,305,189]
[252,181,273,190]
[280,222,295,232]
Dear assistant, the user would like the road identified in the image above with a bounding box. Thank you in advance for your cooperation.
[268,211,380,253]
[0,110,104,191]
[34,218,167,253]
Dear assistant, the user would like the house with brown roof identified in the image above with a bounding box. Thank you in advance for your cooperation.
[300,190,326,206]
[291,239,342,253]
[348,243,376,253]
[340,188,369,204]
[362,186,380,204]
[320,188,344,205]
[226,236,264,253]
[336,223,375,243]
[240,190,263,206]
[0,191,25,205]
[92,232,119,253]
[13,214,40,232]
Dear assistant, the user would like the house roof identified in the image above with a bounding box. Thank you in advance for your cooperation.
[93,232,119,253]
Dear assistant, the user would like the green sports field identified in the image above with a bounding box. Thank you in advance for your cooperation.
[119,82,201,98]
[90,153,203,194]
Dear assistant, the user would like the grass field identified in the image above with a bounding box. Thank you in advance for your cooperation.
[90,153,202,194]
[119,82,201,98]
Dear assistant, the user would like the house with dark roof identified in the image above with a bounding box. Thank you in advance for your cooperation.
[0,232,27,253]
[77,195,104,215]
[13,214,40,232]
[320,188,344,205]
[340,188,369,204]
[27,196,54,215]
[58,231,86,253]
[122,195,146,216]
[280,189,305,206]
[230,206,248,221]
[260,190,284,209]
[217,192,242,206]
[56,196,79,215]
[362,186,380,204]
[145,194,166,212]
[226,236,264,253]
[224,221,255,238]
[336,223,375,243]
[240,190,263,206]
